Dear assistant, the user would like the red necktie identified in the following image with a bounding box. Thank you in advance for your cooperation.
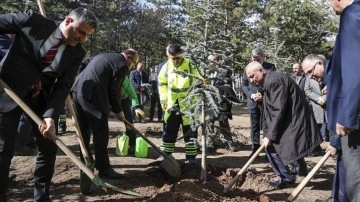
[41,40,64,68]
[32,40,64,99]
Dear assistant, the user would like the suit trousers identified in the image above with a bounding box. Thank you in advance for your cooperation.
[331,150,350,202]
[121,97,136,147]
[265,146,293,182]
[341,130,360,201]
[249,104,267,150]
[72,93,110,172]
[149,92,162,120]
[0,104,58,201]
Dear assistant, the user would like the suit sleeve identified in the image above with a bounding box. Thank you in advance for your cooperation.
[264,78,288,141]
[108,72,122,113]
[129,70,140,91]
[304,77,321,103]
[338,6,360,129]
[241,74,253,99]
[0,11,32,33]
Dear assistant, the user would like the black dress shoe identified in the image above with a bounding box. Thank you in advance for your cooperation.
[8,173,16,181]
[98,167,122,179]
[314,197,337,202]
[291,168,308,177]
[268,180,294,189]
[226,142,237,152]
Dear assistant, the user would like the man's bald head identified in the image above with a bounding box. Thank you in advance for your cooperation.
[245,61,266,85]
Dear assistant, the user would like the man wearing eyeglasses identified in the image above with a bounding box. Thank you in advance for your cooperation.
[302,54,349,202]
[156,44,201,165]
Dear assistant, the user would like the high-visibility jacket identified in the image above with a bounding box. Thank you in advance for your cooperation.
[119,76,139,107]
[158,58,200,125]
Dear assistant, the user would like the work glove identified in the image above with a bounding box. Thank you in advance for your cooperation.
[161,103,167,111]
[135,108,145,118]
[203,79,210,86]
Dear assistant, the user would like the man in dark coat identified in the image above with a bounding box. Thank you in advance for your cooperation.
[71,49,139,179]
[245,61,321,189]
[242,48,276,157]
[130,61,150,122]
[0,8,97,201]
[207,54,238,152]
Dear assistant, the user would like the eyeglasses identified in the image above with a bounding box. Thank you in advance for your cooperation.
[306,61,318,76]
[170,56,183,61]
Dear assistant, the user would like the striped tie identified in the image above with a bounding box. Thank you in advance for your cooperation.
[32,40,64,99]
[41,40,63,68]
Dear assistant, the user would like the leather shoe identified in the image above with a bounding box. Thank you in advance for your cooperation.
[268,180,294,189]
[291,168,308,177]
[8,173,16,181]
[314,197,337,202]
[98,167,122,179]
[226,142,237,152]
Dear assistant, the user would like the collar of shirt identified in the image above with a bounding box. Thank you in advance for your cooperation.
[40,27,63,58]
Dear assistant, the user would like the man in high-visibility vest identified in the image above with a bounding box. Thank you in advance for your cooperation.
[157,44,200,164]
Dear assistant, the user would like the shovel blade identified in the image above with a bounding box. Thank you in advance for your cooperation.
[80,169,94,194]
[160,154,181,178]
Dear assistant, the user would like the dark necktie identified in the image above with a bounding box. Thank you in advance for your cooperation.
[32,40,64,99]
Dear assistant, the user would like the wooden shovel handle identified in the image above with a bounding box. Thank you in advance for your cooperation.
[65,96,91,160]
[123,119,168,158]
[0,78,96,180]
[223,144,265,193]
[286,150,331,201]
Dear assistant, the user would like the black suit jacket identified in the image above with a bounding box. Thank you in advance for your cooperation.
[242,61,276,109]
[71,53,129,117]
[211,67,232,87]
[0,34,12,60]
[0,10,85,118]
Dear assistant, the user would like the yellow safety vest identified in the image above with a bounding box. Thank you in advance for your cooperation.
[158,58,200,125]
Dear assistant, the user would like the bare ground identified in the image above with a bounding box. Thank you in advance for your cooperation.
[8,104,334,202]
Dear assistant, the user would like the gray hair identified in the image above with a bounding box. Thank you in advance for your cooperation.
[251,48,265,57]
[303,54,324,63]
[68,7,98,29]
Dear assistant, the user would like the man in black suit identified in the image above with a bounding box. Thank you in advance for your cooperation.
[0,8,97,201]
[207,54,239,152]
[71,49,139,179]
[242,48,276,157]
[148,65,162,122]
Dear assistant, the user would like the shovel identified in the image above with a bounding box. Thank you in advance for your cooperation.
[223,144,265,193]
[65,96,94,194]
[123,119,181,178]
[0,78,140,196]
[286,150,331,201]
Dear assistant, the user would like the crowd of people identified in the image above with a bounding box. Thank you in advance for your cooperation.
[0,0,359,201]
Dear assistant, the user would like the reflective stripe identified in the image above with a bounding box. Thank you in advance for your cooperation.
[185,143,197,155]
[170,88,189,93]
[160,142,175,154]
